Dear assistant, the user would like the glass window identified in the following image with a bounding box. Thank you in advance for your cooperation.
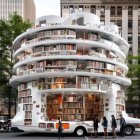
[128,6,133,15]
[110,20,116,25]
[117,7,122,16]
[117,20,122,29]
[128,20,133,29]
[132,96,139,101]
[100,6,105,13]
[100,20,105,25]
[138,20,140,29]
[110,6,115,16]
[128,36,132,42]
[79,5,83,12]
[100,6,105,17]
[91,5,96,14]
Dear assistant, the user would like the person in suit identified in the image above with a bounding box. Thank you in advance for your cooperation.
[58,117,63,139]
[120,114,126,137]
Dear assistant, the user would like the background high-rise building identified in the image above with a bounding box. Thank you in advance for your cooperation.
[0,0,36,116]
[0,0,36,22]
[61,0,140,118]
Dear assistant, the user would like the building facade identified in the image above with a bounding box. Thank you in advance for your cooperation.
[10,12,131,133]
[0,0,36,22]
[61,0,140,118]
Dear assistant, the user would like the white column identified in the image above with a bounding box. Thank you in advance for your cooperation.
[105,6,110,25]
[122,6,128,42]
[62,8,70,18]
[132,7,138,56]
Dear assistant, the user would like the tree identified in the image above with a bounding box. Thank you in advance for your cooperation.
[126,55,140,117]
[0,12,32,118]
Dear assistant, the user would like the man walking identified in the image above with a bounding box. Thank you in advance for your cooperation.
[120,114,126,137]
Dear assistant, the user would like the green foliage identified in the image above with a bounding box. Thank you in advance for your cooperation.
[0,12,32,117]
[126,55,140,102]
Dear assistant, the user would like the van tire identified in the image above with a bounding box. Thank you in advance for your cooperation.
[124,125,134,136]
[74,126,86,136]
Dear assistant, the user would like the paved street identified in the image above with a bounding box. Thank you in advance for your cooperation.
[0,132,140,140]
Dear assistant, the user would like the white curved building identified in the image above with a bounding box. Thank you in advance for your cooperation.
[10,12,131,133]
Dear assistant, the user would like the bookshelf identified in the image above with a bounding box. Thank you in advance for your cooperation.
[116,90,125,117]
[24,119,32,126]
[47,95,62,120]
[62,95,84,121]
[85,94,104,120]
[46,94,104,121]
[18,84,33,126]
[88,33,99,41]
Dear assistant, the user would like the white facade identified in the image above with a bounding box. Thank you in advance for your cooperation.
[10,12,131,132]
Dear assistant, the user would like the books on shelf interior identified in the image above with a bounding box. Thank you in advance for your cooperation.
[46,94,104,121]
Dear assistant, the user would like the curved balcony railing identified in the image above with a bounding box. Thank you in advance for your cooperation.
[16,66,125,77]
[21,35,76,46]
[38,83,109,92]
[15,50,122,64]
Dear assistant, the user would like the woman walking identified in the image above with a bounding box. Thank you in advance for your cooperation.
[58,117,63,139]
[102,116,108,138]
[111,115,117,139]
[93,116,99,138]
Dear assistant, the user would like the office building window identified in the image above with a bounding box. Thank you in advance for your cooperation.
[132,96,139,101]
[100,20,105,25]
[117,6,122,16]
[117,20,122,29]
[69,5,74,13]
[138,20,140,29]
[110,6,115,16]
[138,36,140,43]
[128,37,132,43]
[79,5,83,12]
[100,6,105,17]
[110,20,115,25]
[128,6,133,15]
[91,5,96,14]
[129,45,132,51]
[128,20,132,29]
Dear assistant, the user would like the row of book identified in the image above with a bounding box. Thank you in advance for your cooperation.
[18,97,32,103]
[25,111,32,118]
[37,29,76,38]
[18,61,122,73]
[116,105,125,111]
[18,89,31,97]
[18,84,27,91]
[24,119,32,126]
[63,108,84,114]
[23,104,33,111]
[63,102,83,108]
[33,44,76,53]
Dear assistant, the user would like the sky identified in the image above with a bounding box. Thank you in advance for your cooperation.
[34,0,60,18]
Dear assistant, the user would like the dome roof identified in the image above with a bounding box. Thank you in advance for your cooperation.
[36,15,63,25]
[64,12,100,26]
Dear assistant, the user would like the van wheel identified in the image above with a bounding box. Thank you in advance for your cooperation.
[124,126,134,136]
[75,127,86,136]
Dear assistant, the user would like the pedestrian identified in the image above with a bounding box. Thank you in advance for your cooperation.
[102,116,108,138]
[93,116,99,138]
[111,115,117,139]
[120,114,126,137]
[58,117,63,139]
